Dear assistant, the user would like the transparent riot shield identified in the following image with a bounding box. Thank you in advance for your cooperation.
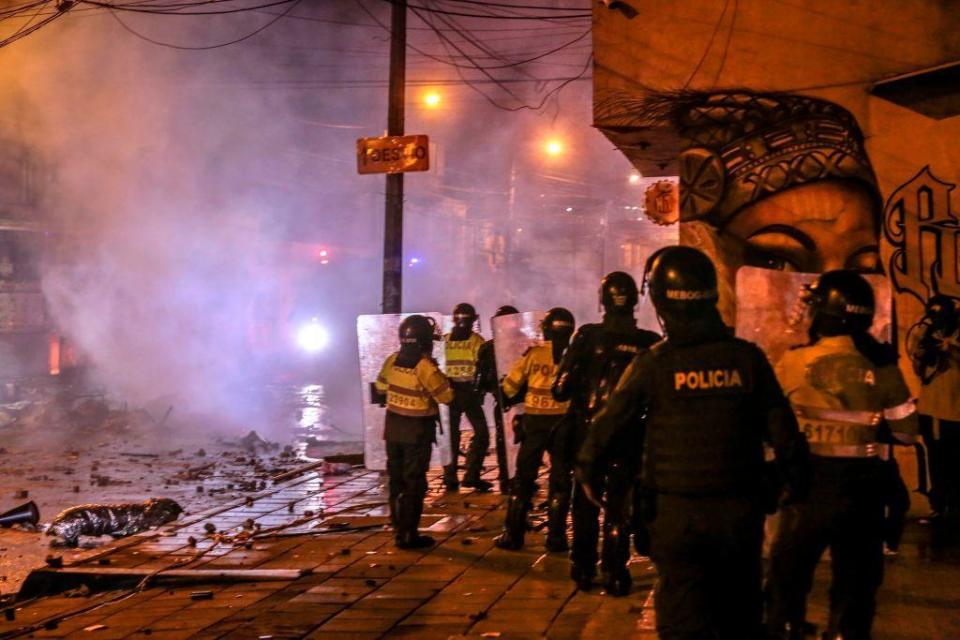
[356,313,451,471]
[735,267,893,367]
[492,311,546,478]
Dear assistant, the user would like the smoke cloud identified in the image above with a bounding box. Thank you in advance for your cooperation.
[0,3,673,440]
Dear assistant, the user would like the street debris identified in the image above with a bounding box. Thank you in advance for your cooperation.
[0,501,40,528]
[0,379,362,596]
[236,430,278,455]
[47,498,183,547]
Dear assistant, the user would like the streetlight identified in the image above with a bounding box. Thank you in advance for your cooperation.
[544,138,564,157]
[628,173,642,185]
[422,91,442,109]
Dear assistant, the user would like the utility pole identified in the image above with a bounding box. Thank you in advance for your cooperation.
[382,0,406,314]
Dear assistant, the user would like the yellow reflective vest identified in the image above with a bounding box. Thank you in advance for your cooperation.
[444,332,485,384]
[375,353,454,417]
[502,342,570,415]
[774,335,919,459]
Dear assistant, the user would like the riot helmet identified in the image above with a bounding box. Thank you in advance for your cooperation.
[494,305,519,317]
[804,270,875,337]
[541,307,575,343]
[399,314,437,353]
[600,271,639,314]
[646,246,719,314]
[453,302,478,331]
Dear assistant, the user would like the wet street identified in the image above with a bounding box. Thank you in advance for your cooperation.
[2,443,960,639]
[0,380,360,597]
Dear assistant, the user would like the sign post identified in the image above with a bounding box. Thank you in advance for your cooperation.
[382,0,406,315]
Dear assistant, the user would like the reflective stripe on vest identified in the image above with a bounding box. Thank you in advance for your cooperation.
[385,366,439,417]
[526,387,567,415]
[445,334,483,382]
[524,346,568,415]
[793,404,881,448]
[884,399,917,421]
[809,442,889,460]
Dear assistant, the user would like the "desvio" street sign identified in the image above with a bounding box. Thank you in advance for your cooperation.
[356,135,430,174]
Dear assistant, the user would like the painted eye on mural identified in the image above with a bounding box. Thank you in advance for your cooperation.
[844,246,881,274]
[743,246,799,272]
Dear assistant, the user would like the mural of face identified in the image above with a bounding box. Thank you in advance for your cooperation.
[723,179,880,275]
[633,91,884,322]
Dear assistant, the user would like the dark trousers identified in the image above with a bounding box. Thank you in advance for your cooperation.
[511,414,572,504]
[883,456,910,551]
[571,459,634,576]
[920,414,960,515]
[386,435,433,532]
[444,386,490,484]
[768,459,885,640]
[649,493,765,640]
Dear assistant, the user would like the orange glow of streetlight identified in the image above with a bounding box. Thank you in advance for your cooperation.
[422,91,442,108]
[544,138,564,157]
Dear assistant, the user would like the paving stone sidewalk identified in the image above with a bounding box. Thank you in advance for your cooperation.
[0,461,657,640]
[2,456,959,640]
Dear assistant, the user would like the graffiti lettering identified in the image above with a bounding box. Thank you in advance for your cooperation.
[884,166,960,301]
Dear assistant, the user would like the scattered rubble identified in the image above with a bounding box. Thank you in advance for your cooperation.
[0,379,362,596]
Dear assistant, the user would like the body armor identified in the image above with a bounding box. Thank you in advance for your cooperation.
[552,316,660,594]
[768,270,918,639]
[503,343,570,415]
[444,332,485,385]
[375,353,453,419]
[775,336,918,459]
[553,320,660,420]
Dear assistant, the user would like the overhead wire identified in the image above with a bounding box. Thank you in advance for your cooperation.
[681,0,729,90]
[413,0,592,111]
[709,0,736,88]
[413,3,524,103]
[373,0,590,20]
[82,0,298,16]
[0,1,67,47]
[106,0,300,49]
[433,0,588,12]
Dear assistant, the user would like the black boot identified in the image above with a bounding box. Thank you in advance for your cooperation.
[603,568,632,597]
[545,494,570,552]
[463,478,493,492]
[571,563,595,591]
[495,495,528,550]
[388,494,400,532]
[443,465,460,492]
[395,493,434,550]
[601,517,632,597]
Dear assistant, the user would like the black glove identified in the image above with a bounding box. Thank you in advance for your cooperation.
[512,414,525,444]
[369,382,387,407]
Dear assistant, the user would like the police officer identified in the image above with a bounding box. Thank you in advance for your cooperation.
[477,305,520,494]
[578,247,809,638]
[374,315,454,549]
[767,271,919,640]
[495,307,576,551]
[553,272,661,594]
[444,303,493,492]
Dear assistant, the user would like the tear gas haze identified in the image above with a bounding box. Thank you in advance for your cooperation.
[0,1,671,439]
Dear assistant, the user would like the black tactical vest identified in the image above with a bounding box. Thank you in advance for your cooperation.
[642,336,768,495]
[572,323,661,418]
